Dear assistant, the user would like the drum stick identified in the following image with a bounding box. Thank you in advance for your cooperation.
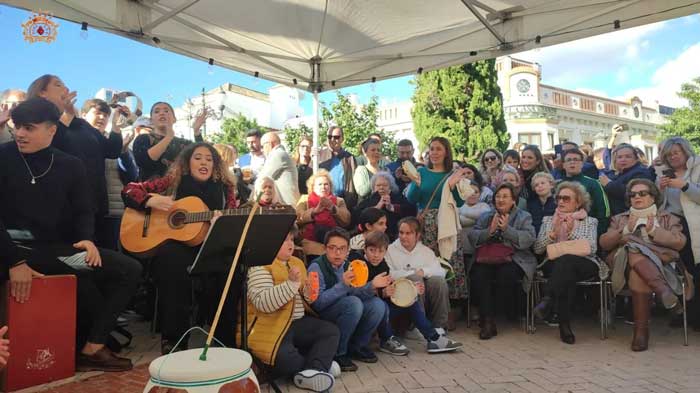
[200,199,260,361]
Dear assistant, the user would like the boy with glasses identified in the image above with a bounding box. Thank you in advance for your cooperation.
[560,148,610,236]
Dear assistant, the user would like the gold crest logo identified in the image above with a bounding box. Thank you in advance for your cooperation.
[22,11,59,44]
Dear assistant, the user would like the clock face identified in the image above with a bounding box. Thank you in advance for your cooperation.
[517,79,531,93]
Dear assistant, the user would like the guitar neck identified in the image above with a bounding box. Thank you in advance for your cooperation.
[183,206,294,223]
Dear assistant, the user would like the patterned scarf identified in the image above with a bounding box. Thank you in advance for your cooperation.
[552,208,588,242]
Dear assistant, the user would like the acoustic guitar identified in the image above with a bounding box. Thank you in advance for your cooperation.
[119,196,295,256]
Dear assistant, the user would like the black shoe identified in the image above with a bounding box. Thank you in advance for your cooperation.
[350,347,378,363]
[559,322,576,345]
[76,347,133,372]
[534,297,552,321]
[334,355,358,372]
[545,313,560,327]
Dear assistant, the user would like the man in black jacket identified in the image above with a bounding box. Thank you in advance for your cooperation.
[0,98,141,372]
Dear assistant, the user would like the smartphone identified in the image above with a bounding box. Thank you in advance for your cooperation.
[662,168,676,178]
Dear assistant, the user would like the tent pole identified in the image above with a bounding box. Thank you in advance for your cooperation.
[312,91,320,172]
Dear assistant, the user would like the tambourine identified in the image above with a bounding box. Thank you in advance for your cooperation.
[390,278,418,307]
[348,260,369,287]
[307,271,320,302]
[108,91,143,125]
[402,160,420,183]
[456,178,475,200]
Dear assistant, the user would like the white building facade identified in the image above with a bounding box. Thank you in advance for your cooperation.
[496,56,667,158]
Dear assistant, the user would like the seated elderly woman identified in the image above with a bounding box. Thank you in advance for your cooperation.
[532,182,600,345]
[494,165,527,210]
[253,176,281,206]
[600,178,690,351]
[353,171,416,240]
[468,183,537,340]
[296,169,352,258]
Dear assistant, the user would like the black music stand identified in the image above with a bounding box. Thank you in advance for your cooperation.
[188,208,296,393]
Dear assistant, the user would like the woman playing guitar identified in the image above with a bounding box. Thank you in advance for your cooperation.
[122,142,241,354]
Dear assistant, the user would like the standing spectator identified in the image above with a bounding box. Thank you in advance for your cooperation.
[259,132,300,205]
[600,179,688,351]
[533,182,600,344]
[355,133,388,167]
[560,148,610,235]
[320,126,358,209]
[552,142,599,180]
[468,183,536,340]
[296,170,352,259]
[27,75,123,241]
[385,218,451,331]
[386,139,417,193]
[526,172,556,235]
[479,149,502,188]
[593,147,607,176]
[353,139,387,204]
[81,98,138,250]
[657,137,700,328]
[306,228,387,372]
[293,136,313,195]
[131,101,205,180]
[599,143,655,216]
[353,172,415,241]
[238,128,266,183]
[519,145,549,201]
[0,89,25,143]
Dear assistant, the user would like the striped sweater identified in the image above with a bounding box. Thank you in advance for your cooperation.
[248,260,305,321]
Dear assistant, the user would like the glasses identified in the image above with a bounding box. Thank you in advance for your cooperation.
[484,156,498,162]
[328,135,342,140]
[326,245,348,254]
[556,195,573,203]
[628,190,651,198]
[564,158,582,163]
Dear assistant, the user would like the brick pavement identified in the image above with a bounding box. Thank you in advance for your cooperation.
[16,318,700,393]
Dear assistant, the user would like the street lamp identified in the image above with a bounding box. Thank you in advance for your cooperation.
[199,87,228,137]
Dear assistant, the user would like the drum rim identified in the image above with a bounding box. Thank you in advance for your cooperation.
[150,368,252,387]
[391,278,417,307]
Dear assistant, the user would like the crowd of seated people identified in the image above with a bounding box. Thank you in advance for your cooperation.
[3,78,700,391]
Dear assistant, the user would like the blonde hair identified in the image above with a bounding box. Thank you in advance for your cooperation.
[531,172,555,189]
[213,143,236,167]
[306,169,334,196]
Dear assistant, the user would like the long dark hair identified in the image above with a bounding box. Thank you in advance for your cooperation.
[521,145,549,174]
[150,101,175,117]
[460,162,484,188]
[356,207,387,234]
[479,148,503,172]
[165,142,236,196]
[427,136,453,171]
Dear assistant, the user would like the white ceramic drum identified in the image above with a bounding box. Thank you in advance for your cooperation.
[391,278,418,307]
[143,347,260,393]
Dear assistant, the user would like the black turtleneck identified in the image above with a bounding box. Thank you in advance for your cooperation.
[0,142,94,250]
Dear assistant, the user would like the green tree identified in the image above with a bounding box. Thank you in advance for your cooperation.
[209,114,264,154]
[321,91,397,158]
[282,123,314,157]
[411,59,508,162]
[660,77,700,148]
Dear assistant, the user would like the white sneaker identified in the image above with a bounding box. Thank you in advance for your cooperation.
[403,328,424,341]
[293,369,335,392]
[427,334,463,354]
[435,327,446,336]
[329,361,341,378]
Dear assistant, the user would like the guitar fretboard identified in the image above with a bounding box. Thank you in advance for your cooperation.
[183,205,295,224]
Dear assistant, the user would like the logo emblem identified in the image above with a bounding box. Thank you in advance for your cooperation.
[22,11,59,44]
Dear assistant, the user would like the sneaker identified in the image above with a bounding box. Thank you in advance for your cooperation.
[427,334,463,353]
[379,336,410,356]
[403,327,424,341]
[329,360,341,378]
[334,355,358,372]
[435,327,446,336]
[545,313,560,327]
[350,347,378,363]
[293,369,334,392]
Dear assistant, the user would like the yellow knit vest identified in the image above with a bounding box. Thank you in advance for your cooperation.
[238,256,307,365]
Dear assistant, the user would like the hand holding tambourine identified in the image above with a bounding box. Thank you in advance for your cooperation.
[402,160,421,186]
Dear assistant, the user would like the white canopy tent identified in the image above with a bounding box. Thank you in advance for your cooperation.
[5,0,700,167]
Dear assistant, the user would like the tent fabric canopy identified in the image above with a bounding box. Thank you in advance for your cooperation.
[5,0,700,92]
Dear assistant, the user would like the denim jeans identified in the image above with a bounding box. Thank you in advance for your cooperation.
[377,299,439,342]
[319,295,384,356]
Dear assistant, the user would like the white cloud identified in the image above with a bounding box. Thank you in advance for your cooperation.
[621,43,700,108]
[515,21,665,85]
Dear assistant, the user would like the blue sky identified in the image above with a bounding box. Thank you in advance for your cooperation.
[1,4,699,114]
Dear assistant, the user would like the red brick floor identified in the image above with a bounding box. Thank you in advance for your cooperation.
[39,365,149,393]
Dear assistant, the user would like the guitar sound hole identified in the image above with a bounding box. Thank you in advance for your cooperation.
[169,210,187,229]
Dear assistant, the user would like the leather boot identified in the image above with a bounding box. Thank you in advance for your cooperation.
[479,317,497,340]
[631,259,678,309]
[559,321,576,344]
[631,291,651,352]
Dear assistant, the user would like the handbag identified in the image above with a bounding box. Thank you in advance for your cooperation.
[546,239,591,260]
[475,242,514,264]
[417,170,453,224]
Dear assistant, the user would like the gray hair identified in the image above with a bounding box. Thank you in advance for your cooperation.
[370,171,399,194]
[660,137,695,168]
[254,176,281,204]
[556,181,591,212]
